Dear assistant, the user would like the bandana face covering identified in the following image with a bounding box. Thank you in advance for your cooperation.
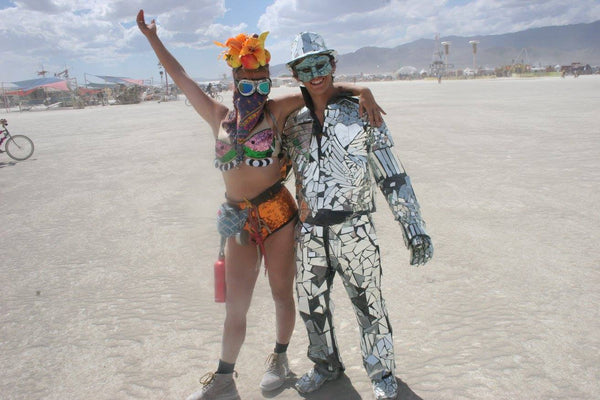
[293,55,332,82]
[222,90,269,163]
[215,32,273,167]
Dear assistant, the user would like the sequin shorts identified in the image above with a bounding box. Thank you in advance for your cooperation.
[229,181,298,242]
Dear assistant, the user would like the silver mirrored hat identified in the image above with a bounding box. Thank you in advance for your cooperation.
[286,32,337,67]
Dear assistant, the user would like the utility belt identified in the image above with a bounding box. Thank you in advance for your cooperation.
[304,209,369,226]
[218,180,286,240]
[225,180,283,208]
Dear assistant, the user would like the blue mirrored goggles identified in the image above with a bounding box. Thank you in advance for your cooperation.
[236,78,272,96]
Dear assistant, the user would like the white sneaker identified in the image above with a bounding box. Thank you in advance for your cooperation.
[186,372,240,400]
[259,352,290,391]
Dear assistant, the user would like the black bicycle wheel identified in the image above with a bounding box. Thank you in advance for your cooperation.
[6,135,34,161]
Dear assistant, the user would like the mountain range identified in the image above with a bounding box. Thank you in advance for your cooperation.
[270,20,600,76]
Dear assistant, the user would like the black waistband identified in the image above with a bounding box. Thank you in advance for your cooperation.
[304,210,368,226]
[226,180,283,207]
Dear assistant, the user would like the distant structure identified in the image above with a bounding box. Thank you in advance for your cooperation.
[157,62,169,96]
[55,68,69,79]
[511,48,529,74]
[430,34,453,78]
[37,65,48,77]
[469,40,480,75]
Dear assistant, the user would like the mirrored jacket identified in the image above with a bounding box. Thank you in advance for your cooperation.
[282,90,429,246]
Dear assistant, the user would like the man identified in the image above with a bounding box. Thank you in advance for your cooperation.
[282,32,433,400]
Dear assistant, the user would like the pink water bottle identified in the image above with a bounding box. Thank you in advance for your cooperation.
[214,252,226,303]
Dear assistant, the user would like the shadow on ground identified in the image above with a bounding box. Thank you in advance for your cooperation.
[262,374,423,400]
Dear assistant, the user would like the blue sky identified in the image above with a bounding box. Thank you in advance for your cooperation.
[1,0,599,85]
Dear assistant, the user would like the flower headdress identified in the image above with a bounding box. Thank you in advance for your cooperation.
[214,32,271,70]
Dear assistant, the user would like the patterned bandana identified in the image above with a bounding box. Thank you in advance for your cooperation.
[222,90,269,163]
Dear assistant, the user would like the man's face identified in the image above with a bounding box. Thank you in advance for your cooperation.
[292,55,333,83]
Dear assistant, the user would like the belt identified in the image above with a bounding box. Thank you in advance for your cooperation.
[304,210,368,226]
[225,180,283,208]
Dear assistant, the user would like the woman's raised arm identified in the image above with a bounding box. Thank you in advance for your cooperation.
[137,10,228,136]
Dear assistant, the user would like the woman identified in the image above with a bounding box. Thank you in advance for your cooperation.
[137,10,383,399]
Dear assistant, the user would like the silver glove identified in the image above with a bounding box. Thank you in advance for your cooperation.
[409,235,433,266]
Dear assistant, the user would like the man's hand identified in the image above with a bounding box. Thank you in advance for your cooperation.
[409,235,433,266]
[136,9,156,38]
[358,88,386,127]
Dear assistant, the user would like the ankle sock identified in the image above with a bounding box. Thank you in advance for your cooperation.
[274,342,289,354]
[216,359,235,374]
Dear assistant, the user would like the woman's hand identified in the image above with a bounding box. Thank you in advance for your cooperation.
[358,88,386,127]
[136,9,157,38]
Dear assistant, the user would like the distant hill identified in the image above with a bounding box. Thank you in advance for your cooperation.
[271,20,600,76]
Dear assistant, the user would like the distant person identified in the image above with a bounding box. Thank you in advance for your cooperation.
[137,10,384,400]
[282,32,433,400]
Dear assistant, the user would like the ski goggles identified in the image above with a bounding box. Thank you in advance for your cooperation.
[292,55,332,82]
[236,78,272,96]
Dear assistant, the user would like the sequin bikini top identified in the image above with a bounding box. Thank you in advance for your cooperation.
[214,110,281,171]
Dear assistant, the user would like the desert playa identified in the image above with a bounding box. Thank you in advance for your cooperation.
[1,76,599,399]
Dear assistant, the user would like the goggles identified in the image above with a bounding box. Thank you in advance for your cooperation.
[292,55,332,82]
[236,78,272,96]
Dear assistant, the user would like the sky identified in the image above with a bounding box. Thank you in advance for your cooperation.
[1,0,600,85]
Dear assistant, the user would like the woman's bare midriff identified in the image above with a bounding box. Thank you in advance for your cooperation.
[221,161,288,202]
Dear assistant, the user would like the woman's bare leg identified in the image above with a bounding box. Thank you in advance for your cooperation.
[264,221,297,345]
[220,237,261,363]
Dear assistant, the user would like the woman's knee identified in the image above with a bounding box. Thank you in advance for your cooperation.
[224,309,248,331]
[269,281,294,304]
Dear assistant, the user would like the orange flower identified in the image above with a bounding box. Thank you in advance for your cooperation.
[226,33,248,52]
[240,54,259,70]
[240,32,270,67]
[215,33,248,68]
[215,31,270,70]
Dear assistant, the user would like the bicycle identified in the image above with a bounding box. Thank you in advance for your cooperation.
[0,119,35,161]
[185,90,223,106]
[208,90,223,103]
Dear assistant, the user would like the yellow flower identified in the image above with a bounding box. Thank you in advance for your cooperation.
[226,53,242,69]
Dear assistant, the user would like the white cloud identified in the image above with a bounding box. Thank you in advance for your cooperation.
[0,0,244,80]
[1,0,599,82]
[258,0,600,64]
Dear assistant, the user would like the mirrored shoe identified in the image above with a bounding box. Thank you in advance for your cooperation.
[372,373,398,400]
[295,367,341,394]
[186,372,241,400]
[260,352,290,391]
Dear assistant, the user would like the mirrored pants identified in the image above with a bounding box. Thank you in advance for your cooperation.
[295,214,396,381]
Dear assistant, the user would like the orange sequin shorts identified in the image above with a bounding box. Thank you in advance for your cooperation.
[228,181,298,243]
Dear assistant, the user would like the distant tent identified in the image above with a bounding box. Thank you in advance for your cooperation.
[395,66,418,76]
[77,87,103,95]
[85,82,118,89]
[92,75,145,86]
[7,77,70,96]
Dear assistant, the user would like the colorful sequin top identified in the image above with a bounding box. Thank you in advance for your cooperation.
[214,113,281,171]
